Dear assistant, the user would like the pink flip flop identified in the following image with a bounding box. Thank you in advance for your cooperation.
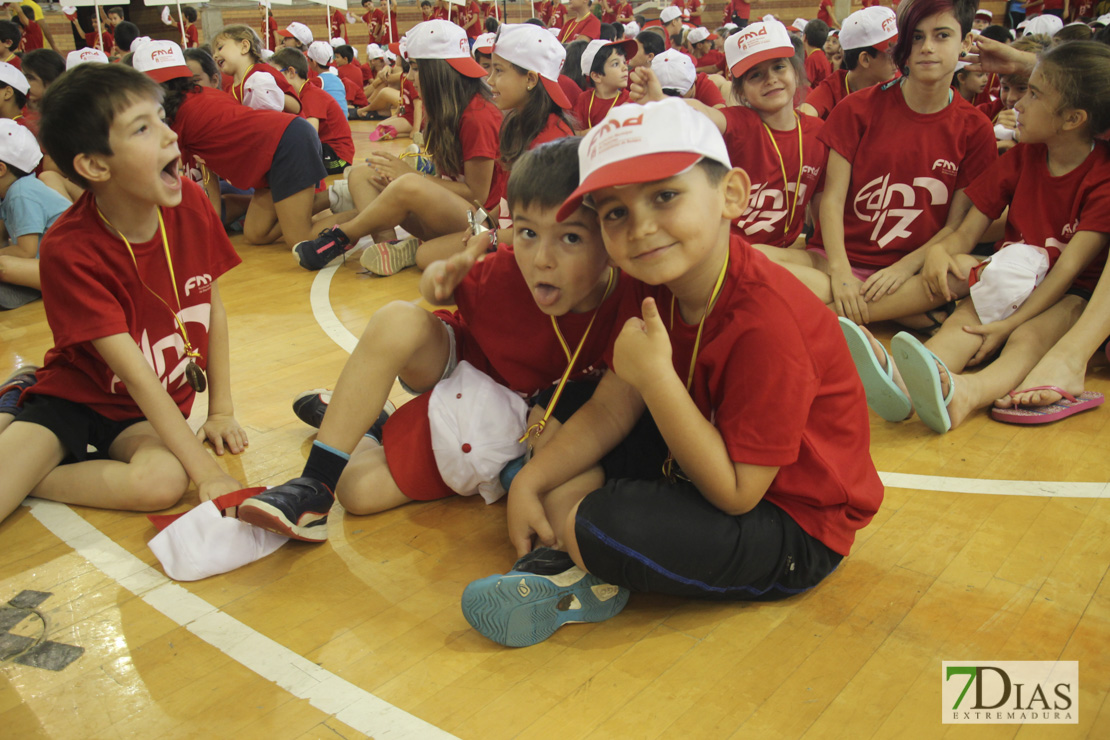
[991,386,1104,425]
[369,125,397,142]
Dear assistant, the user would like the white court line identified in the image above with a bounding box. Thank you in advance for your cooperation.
[308,265,1110,501]
[26,499,457,740]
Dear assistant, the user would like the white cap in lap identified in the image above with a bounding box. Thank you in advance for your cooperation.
[725,15,795,79]
[493,24,572,108]
[652,48,696,95]
[558,98,731,220]
[0,119,42,172]
[969,243,1050,325]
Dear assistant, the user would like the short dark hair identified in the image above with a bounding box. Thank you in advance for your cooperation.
[271,47,309,79]
[588,44,623,83]
[183,47,219,80]
[21,49,65,88]
[599,23,616,40]
[114,21,140,53]
[107,6,124,17]
[1,82,27,108]
[20,6,33,21]
[979,24,1011,43]
[0,20,21,48]
[485,16,500,32]
[525,17,545,27]
[637,30,665,58]
[420,0,432,6]
[842,46,878,71]
[183,5,198,23]
[39,63,163,189]
[507,137,583,213]
[805,19,829,48]
[335,44,355,62]
[697,158,731,185]
[3,162,31,178]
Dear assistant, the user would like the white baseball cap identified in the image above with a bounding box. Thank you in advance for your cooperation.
[652,48,695,95]
[493,24,572,108]
[689,27,718,44]
[660,6,681,24]
[0,119,42,172]
[975,8,993,21]
[580,38,637,76]
[65,47,109,70]
[839,6,898,52]
[405,19,487,77]
[428,362,528,504]
[366,42,385,60]
[969,243,1049,325]
[0,62,28,95]
[307,40,335,66]
[1024,14,1064,37]
[473,31,496,54]
[278,21,313,47]
[725,15,795,79]
[148,487,289,581]
[330,36,345,47]
[624,21,640,39]
[558,98,731,220]
[791,18,808,32]
[1094,14,1110,26]
[133,40,193,83]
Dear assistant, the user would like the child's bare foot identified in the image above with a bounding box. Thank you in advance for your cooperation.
[865,327,911,407]
[994,347,1089,409]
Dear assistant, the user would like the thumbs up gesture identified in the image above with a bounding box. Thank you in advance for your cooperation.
[613,297,674,392]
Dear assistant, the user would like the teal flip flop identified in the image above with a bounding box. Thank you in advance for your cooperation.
[838,318,912,422]
[891,332,955,434]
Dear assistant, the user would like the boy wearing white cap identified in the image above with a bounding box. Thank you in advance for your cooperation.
[0,119,71,309]
[307,40,349,112]
[461,99,882,648]
[799,6,898,119]
[973,8,992,30]
[278,21,313,50]
[686,27,725,74]
[650,48,724,107]
[573,38,635,130]
[0,64,248,526]
[659,5,683,43]
[0,62,29,124]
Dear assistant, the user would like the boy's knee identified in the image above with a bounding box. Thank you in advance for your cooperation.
[127,460,189,511]
[364,300,435,345]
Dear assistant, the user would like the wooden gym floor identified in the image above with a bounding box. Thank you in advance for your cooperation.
[1,123,1109,739]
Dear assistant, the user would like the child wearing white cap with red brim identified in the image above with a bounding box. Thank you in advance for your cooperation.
[461,98,882,648]
[799,6,898,120]
[761,0,995,331]
[277,21,313,50]
[573,38,636,130]
[650,48,725,107]
[632,15,827,249]
[687,26,725,74]
[294,19,505,275]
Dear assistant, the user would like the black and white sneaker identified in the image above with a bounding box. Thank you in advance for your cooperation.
[293,226,353,271]
[0,365,38,416]
[292,389,395,441]
[237,477,335,542]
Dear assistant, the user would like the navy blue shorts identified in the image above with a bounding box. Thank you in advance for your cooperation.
[17,394,144,464]
[269,117,326,202]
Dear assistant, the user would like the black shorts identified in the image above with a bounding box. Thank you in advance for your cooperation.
[269,117,327,202]
[320,142,349,175]
[17,394,144,464]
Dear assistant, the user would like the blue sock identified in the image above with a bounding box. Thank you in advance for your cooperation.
[302,441,350,492]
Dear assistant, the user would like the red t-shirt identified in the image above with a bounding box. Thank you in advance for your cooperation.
[173,87,295,191]
[572,89,631,130]
[83,30,113,53]
[805,69,850,120]
[339,73,368,106]
[185,23,199,49]
[606,235,883,557]
[432,6,449,21]
[812,81,996,268]
[805,48,832,89]
[862,0,880,6]
[537,0,553,24]
[21,21,44,51]
[976,97,1004,123]
[480,1,498,21]
[261,16,278,51]
[559,13,601,42]
[686,0,703,25]
[399,75,419,125]
[440,245,628,398]
[299,80,355,163]
[382,6,399,43]
[548,4,567,28]
[722,0,751,23]
[817,0,836,26]
[463,0,482,37]
[531,112,574,149]
[693,74,724,107]
[330,9,347,41]
[965,142,1110,293]
[456,95,506,211]
[338,63,364,95]
[722,107,828,248]
[558,74,582,109]
[225,63,299,106]
[601,0,619,24]
[694,49,726,75]
[26,181,241,421]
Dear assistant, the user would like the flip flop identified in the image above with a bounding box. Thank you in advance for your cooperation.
[838,318,911,422]
[368,125,396,142]
[991,387,1104,425]
[891,331,955,434]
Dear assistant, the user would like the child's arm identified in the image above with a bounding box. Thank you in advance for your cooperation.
[90,333,244,501]
[197,283,248,455]
[921,202,993,301]
[0,232,38,259]
[819,150,871,322]
[629,67,727,132]
[507,368,646,556]
[40,16,57,50]
[418,229,492,304]
[613,298,778,514]
[964,231,1110,365]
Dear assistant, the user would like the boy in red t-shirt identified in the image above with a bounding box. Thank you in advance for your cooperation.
[817,0,840,29]
[182,6,200,48]
[0,64,247,525]
[238,139,628,541]
[800,6,898,120]
[573,38,634,131]
[462,99,882,648]
[803,19,833,88]
[0,19,20,66]
[272,48,355,174]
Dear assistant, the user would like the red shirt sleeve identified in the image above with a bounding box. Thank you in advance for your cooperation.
[964,144,1023,220]
[954,103,999,190]
[694,74,724,107]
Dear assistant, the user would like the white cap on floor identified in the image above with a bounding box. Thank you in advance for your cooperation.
[969,243,1050,325]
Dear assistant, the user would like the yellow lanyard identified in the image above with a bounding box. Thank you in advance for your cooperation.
[761,113,804,238]
[561,15,586,42]
[96,207,203,370]
[662,251,729,480]
[233,64,257,102]
[586,90,621,130]
[520,267,617,444]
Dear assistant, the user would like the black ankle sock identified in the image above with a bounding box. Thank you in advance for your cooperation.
[302,441,350,492]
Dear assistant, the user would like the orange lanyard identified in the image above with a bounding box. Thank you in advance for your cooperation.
[761,113,804,237]
[233,64,257,102]
[520,267,617,444]
[662,252,729,481]
[586,90,621,129]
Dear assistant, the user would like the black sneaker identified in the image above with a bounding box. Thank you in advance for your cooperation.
[293,226,353,271]
[237,477,335,542]
[291,389,395,440]
[0,365,38,416]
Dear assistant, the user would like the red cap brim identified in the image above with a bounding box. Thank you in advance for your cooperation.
[446,55,489,77]
[540,76,571,109]
[277,29,295,37]
[874,34,897,53]
[143,65,194,83]
[729,46,794,80]
[556,152,701,221]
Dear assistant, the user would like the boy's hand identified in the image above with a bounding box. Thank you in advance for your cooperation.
[996,108,1017,130]
[962,319,1013,367]
[613,297,674,392]
[426,228,491,301]
[198,413,249,455]
[861,259,915,302]
[628,67,665,104]
[197,473,247,503]
[830,267,870,324]
[507,484,556,558]
[922,243,971,301]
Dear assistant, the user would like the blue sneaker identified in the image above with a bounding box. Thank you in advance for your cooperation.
[237,477,334,542]
[293,226,353,271]
[461,549,629,647]
[292,389,395,441]
[0,365,37,416]
[498,454,527,492]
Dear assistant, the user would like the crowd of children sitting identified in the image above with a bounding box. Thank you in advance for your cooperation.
[1,0,1110,649]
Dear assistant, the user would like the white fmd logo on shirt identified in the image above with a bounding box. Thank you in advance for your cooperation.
[853,174,949,249]
[185,274,213,296]
[109,305,212,394]
[739,182,810,236]
[931,158,959,177]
